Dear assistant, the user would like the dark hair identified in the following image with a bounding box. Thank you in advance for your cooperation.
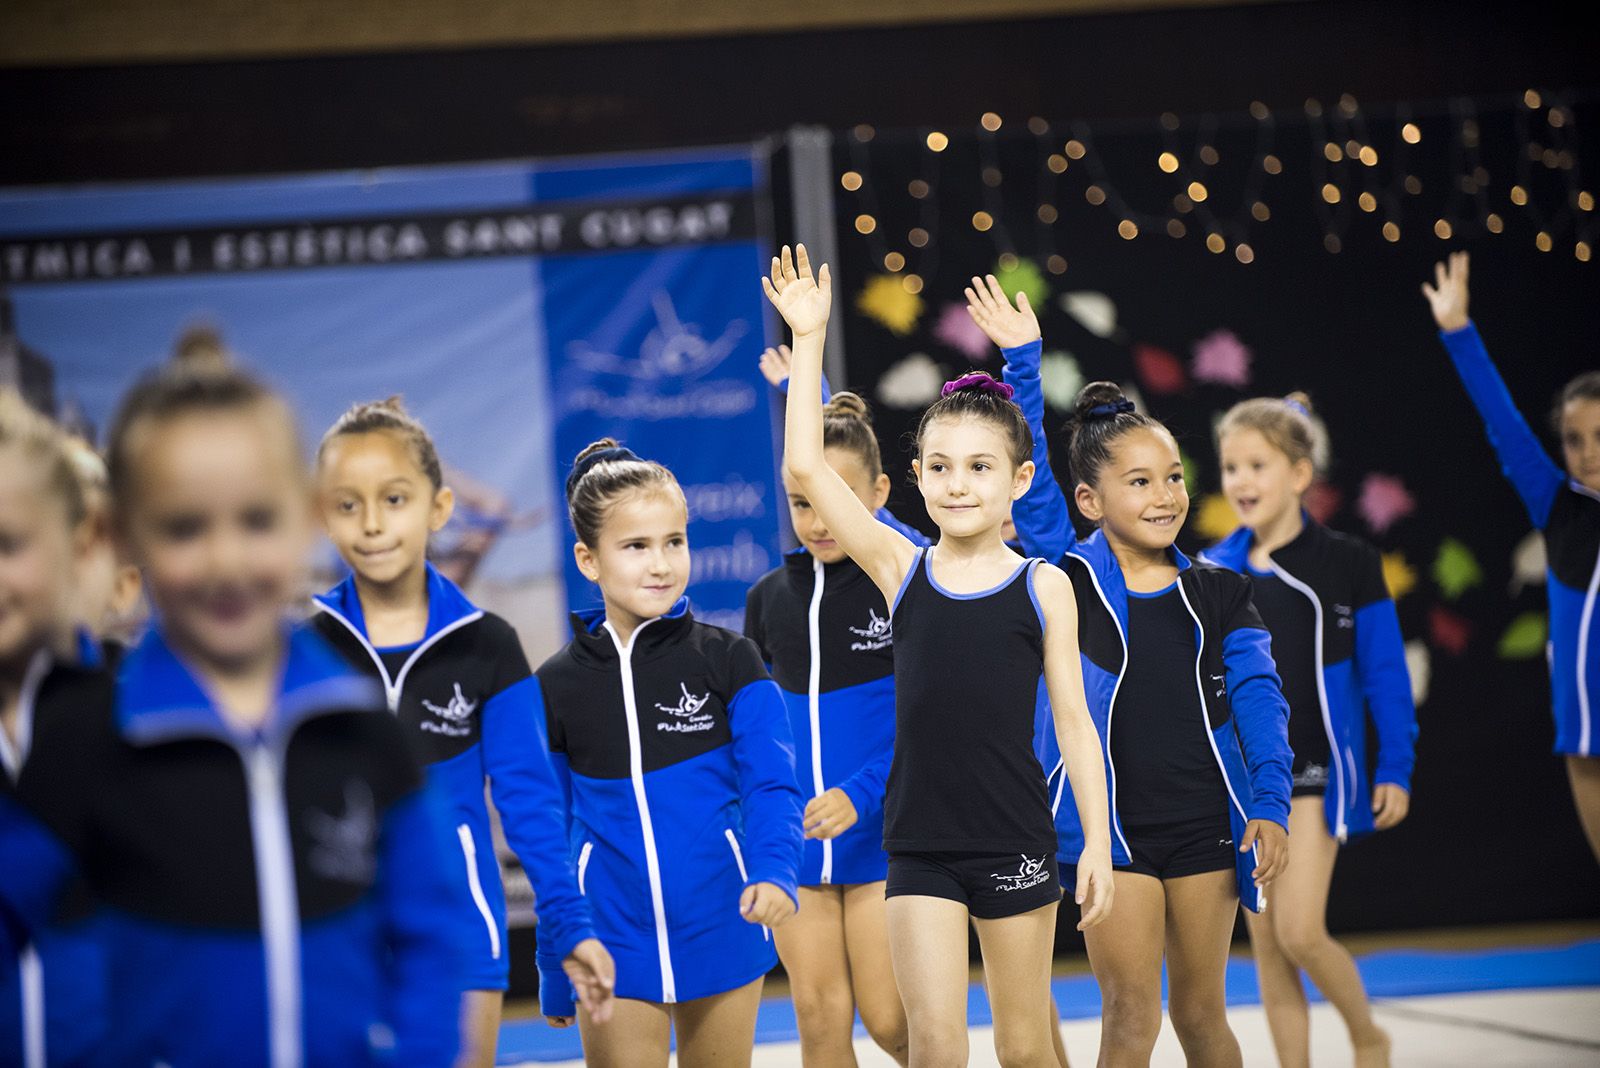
[1067,381,1170,489]
[106,364,299,503]
[318,395,444,490]
[822,391,884,480]
[566,438,686,546]
[1553,371,1600,433]
[1216,391,1330,474]
[913,371,1033,468]
[0,388,87,528]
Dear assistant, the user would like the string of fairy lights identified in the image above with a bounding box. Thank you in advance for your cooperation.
[834,91,1595,294]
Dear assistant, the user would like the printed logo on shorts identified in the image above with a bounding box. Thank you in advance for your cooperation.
[306,781,377,884]
[991,854,1052,893]
[1294,762,1329,788]
[655,682,716,733]
[420,681,476,737]
[848,608,893,652]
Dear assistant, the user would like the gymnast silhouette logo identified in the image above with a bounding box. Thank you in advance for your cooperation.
[420,682,476,738]
[306,781,377,884]
[1210,672,1227,698]
[848,608,893,652]
[655,682,716,733]
[1334,602,1354,629]
[569,292,748,381]
[991,854,1052,893]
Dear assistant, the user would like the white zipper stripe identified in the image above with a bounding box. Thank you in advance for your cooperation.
[457,824,502,959]
[19,944,43,1068]
[244,745,303,1068]
[310,601,484,712]
[1576,545,1600,756]
[724,830,768,942]
[807,557,832,884]
[603,618,677,1003]
[577,841,594,895]
[1062,552,1133,861]
[0,650,51,782]
[1264,562,1348,840]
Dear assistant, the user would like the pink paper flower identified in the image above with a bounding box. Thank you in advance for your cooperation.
[1133,343,1186,394]
[934,302,994,361]
[1358,473,1416,534]
[1190,329,1253,388]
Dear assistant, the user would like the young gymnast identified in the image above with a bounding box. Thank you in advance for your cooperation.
[311,397,615,1066]
[1424,250,1600,862]
[769,244,1112,1068]
[534,439,804,1068]
[0,391,106,1068]
[745,388,913,1066]
[1201,395,1416,1068]
[977,275,1291,1067]
[0,364,471,1066]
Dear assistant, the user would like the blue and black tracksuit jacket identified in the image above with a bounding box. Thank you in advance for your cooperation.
[1442,321,1600,757]
[1202,518,1418,839]
[533,599,803,1014]
[1003,338,1293,911]
[312,563,595,989]
[0,625,468,1067]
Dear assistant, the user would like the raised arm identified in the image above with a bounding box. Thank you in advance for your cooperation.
[760,343,833,404]
[1423,251,1564,527]
[765,244,918,601]
[968,275,1074,563]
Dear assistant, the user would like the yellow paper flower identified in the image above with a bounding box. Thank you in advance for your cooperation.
[1381,550,1417,601]
[1192,493,1240,542]
[856,274,924,336]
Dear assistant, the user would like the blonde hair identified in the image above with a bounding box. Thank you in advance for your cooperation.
[0,388,87,528]
[821,391,884,479]
[1216,392,1330,474]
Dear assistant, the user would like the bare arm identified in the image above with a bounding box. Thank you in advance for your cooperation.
[765,244,918,601]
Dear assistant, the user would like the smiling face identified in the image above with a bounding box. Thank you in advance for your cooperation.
[784,446,890,563]
[1219,427,1312,532]
[1560,397,1600,494]
[574,488,690,632]
[1075,425,1189,552]
[317,430,453,590]
[912,415,1034,541]
[0,449,81,671]
[118,405,310,673]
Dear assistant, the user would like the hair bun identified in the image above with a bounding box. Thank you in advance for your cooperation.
[1283,391,1314,417]
[573,438,623,465]
[1073,381,1132,422]
[823,391,871,421]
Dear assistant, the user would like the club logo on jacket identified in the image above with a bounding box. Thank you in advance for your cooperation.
[306,781,377,884]
[848,609,893,652]
[1210,672,1227,699]
[1333,603,1354,629]
[991,854,1051,893]
[655,682,716,733]
[421,682,476,737]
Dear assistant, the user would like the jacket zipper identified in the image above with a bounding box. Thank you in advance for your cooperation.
[311,603,484,712]
[807,557,831,884]
[576,841,594,895]
[1576,541,1600,755]
[603,618,677,1003]
[723,829,768,942]
[456,824,502,959]
[1062,552,1133,861]
[243,743,303,1068]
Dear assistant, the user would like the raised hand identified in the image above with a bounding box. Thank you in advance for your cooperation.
[762,244,832,339]
[758,344,793,389]
[964,273,1042,350]
[1421,251,1471,332]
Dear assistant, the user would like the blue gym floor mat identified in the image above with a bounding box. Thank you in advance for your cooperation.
[496,938,1600,1063]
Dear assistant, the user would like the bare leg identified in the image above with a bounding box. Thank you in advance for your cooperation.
[887,895,972,1068]
[777,885,860,1067]
[455,989,504,1068]
[1081,873,1165,1068]
[842,881,909,1065]
[1161,869,1241,1068]
[973,900,1061,1068]
[1047,991,1071,1068]
[579,997,671,1068]
[1243,904,1310,1067]
[1567,755,1600,864]
[673,976,766,1068]
[1271,798,1389,1067]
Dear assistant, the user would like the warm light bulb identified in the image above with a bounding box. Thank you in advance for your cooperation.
[1263,154,1283,175]
[1206,232,1226,253]
[1187,181,1209,202]
[1486,213,1504,234]
[1401,123,1421,144]
[1578,241,1592,263]
[902,273,924,294]
[1167,219,1187,238]
[1252,201,1271,221]
[926,131,949,152]
[1047,154,1068,174]
[983,167,1003,187]
[909,228,929,247]
[1358,192,1377,213]
[1511,185,1529,206]
[1434,219,1453,240]
[853,124,876,142]
[1359,146,1379,166]
[971,211,994,232]
[1235,243,1255,263]
[1200,145,1219,165]
[855,214,877,235]
[1118,219,1139,240]
[1065,140,1087,160]
[909,179,930,198]
[841,171,863,191]
[981,112,1003,132]
[1382,222,1400,242]
[1524,89,1542,109]
[1085,186,1106,206]
[1321,183,1342,204]
[1324,142,1344,162]
[884,251,905,272]
[1037,203,1059,223]
[1324,233,1342,253]
[1579,191,1595,212]
[1158,152,1179,173]
[1047,254,1068,274]
[1536,231,1553,252]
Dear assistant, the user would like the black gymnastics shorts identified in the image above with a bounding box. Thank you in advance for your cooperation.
[1065,811,1236,884]
[1291,758,1332,797]
[886,850,1061,919]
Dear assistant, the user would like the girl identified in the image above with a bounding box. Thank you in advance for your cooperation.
[977,275,1291,1067]
[534,438,804,1068]
[745,390,913,1066]
[61,434,146,644]
[0,389,104,1068]
[1202,394,1415,1068]
[0,364,470,1066]
[769,244,1112,1068]
[1423,250,1600,861]
[311,397,614,1067]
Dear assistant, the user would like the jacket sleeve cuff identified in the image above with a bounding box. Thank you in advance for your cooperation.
[837,777,881,824]
[537,950,579,1017]
[1373,765,1413,792]
[749,866,800,909]
[1247,799,1291,831]
[1000,337,1044,369]
[537,916,598,967]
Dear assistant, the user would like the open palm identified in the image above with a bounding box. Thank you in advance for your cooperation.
[762,243,833,338]
[1421,251,1470,332]
[965,273,1041,350]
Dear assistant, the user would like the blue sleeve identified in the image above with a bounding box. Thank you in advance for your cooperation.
[1000,338,1075,563]
[836,743,892,824]
[1354,599,1418,791]
[777,371,833,404]
[378,787,469,1067]
[1440,322,1564,527]
[0,798,76,946]
[1221,624,1293,829]
[727,671,805,907]
[874,506,932,547]
[481,676,595,964]
[533,750,580,1019]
